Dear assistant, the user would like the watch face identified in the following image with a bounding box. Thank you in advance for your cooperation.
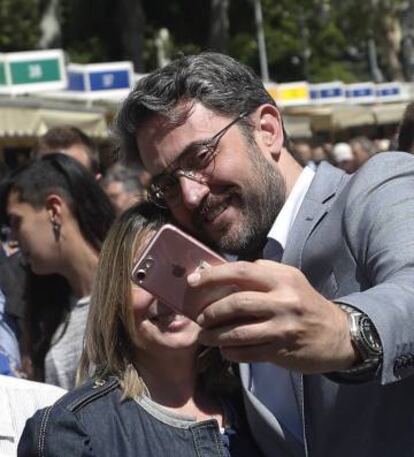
[360,315,383,354]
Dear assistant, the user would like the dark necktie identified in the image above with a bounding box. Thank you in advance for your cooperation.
[262,238,284,262]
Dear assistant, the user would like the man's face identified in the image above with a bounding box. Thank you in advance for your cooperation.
[351,142,370,167]
[104,181,143,215]
[137,103,286,256]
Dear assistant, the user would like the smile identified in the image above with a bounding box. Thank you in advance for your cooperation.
[202,198,231,223]
[148,313,186,325]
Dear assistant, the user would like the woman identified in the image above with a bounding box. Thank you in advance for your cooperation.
[18,202,263,457]
[0,153,115,388]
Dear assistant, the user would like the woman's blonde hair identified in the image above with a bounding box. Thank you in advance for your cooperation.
[78,202,237,398]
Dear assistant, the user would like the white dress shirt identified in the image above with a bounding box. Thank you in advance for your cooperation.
[250,166,315,445]
[0,375,66,456]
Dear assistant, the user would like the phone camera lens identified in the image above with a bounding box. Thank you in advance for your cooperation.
[136,269,146,283]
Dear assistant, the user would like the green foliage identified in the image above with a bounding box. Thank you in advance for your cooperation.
[0,0,409,83]
[0,0,41,51]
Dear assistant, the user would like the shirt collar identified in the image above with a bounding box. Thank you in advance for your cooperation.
[267,166,315,249]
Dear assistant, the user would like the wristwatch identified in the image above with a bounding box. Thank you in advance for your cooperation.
[339,305,383,374]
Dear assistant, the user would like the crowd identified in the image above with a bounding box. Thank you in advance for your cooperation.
[1,52,414,457]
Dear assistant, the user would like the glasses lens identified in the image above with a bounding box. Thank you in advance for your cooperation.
[180,144,215,172]
[149,174,179,206]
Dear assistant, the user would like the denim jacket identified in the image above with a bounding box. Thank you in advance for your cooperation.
[18,377,263,457]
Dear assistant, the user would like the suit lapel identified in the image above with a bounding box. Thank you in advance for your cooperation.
[283,162,349,269]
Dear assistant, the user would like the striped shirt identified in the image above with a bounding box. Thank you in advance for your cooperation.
[0,375,66,456]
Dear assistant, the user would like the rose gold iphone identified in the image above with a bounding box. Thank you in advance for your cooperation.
[131,224,226,320]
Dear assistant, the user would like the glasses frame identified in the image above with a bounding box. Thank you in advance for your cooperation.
[148,111,249,207]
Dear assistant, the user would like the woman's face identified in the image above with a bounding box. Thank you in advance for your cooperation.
[7,191,59,275]
[130,233,201,355]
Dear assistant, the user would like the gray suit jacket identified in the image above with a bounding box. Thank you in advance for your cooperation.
[242,152,414,457]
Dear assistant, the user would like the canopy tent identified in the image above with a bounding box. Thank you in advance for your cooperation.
[0,97,108,141]
[282,113,312,138]
[285,102,408,133]
[371,103,407,125]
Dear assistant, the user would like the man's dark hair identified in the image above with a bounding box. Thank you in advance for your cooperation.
[32,125,101,174]
[115,52,287,165]
[398,102,414,153]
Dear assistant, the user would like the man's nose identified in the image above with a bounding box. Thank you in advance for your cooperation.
[178,176,209,210]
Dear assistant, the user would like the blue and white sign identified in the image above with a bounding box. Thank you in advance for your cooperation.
[376,82,410,103]
[310,81,345,104]
[65,61,134,100]
[345,82,376,104]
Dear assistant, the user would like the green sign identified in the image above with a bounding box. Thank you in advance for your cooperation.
[10,59,61,85]
[0,62,5,85]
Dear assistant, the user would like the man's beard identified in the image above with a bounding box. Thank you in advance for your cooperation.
[195,142,286,257]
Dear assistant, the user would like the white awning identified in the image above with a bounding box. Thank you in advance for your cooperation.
[0,97,108,139]
[283,114,312,138]
[371,103,408,125]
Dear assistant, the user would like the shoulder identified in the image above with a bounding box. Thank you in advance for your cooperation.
[18,377,124,457]
[51,376,121,414]
[26,376,121,429]
[350,151,414,189]
[340,152,414,209]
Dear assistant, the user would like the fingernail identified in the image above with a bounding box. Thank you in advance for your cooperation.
[187,272,200,285]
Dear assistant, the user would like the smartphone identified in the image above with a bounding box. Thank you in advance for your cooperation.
[131,224,226,320]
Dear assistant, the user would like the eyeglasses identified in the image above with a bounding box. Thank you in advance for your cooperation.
[148,112,249,207]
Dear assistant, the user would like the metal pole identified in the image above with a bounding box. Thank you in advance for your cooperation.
[253,0,270,82]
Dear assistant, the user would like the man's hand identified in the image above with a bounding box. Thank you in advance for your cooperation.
[187,260,358,373]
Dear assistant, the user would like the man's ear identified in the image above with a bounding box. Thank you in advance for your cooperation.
[254,104,284,161]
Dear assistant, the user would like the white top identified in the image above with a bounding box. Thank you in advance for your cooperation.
[0,375,66,457]
[250,166,315,445]
[45,296,90,390]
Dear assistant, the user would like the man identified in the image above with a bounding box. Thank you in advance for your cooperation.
[116,53,414,457]
[398,101,414,153]
[32,125,101,178]
[330,142,355,173]
[101,163,145,215]
[349,136,377,171]
[0,374,65,455]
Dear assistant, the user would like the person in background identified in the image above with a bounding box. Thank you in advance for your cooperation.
[0,374,65,456]
[330,142,355,173]
[290,140,312,167]
[0,288,21,375]
[397,101,414,153]
[0,154,115,389]
[101,163,146,215]
[32,125,101,178]
[18,202,263,457]
[310,141,328,166]
[115,51,414,457]
[374,138,390,153]
[349,136,376,170]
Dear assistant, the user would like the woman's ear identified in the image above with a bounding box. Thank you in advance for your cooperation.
[45,194,63,222]
[45,194,64,242]
[254,104,284,161]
